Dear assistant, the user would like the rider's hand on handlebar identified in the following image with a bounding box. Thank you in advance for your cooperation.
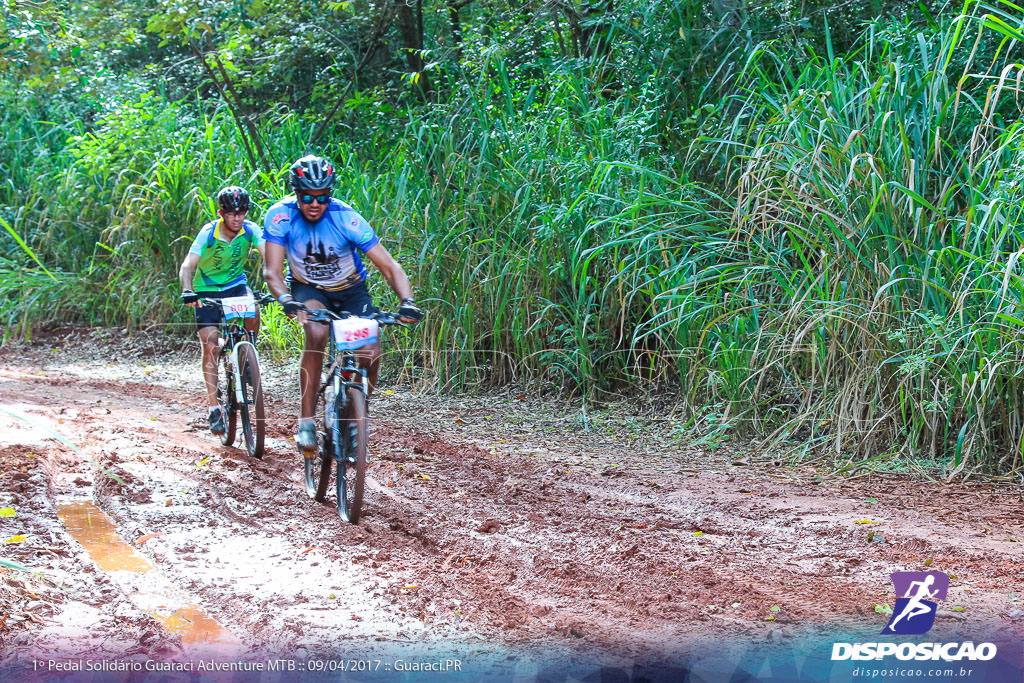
[282,297,307,320]
[397,298,423,325]
[181,290,200,308]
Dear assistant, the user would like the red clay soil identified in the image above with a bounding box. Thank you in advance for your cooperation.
[0,330,1022,674]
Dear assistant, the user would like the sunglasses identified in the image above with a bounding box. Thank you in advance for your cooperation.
[299,193,331,205]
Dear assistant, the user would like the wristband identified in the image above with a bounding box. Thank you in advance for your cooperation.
[278,294,294,304]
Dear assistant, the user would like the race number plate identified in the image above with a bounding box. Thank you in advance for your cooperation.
[221,295,257,320]
[332,317,379,350]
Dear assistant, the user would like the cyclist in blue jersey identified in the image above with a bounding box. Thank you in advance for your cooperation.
[263,155,422,452]
[179,186,266,435]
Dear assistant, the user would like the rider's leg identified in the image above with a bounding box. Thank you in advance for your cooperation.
[244,307,260,339]
[299,299,329,420]
[198,325,220,408]
[889,601,930,630]
[356,341,382,395]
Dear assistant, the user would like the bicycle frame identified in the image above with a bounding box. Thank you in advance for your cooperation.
[302,306,409,520]
[222,325,259,404]
[307,308,406,460]
[321,337,368,460]
[199,292,272,412]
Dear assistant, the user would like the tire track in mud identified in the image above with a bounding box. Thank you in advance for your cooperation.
[1,359,1023,663]
[363,429,1024,650]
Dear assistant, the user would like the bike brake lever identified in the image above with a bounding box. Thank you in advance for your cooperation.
[305,309,331,322]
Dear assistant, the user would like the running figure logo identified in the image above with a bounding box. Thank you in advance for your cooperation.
[882,571,949,635]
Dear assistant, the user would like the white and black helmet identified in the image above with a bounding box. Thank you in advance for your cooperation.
[289,155,336,191]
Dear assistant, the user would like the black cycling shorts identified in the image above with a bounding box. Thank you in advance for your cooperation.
[291,280,375,317]
[194,283,252,330]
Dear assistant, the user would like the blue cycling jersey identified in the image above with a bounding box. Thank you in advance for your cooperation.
[263,197,380,291]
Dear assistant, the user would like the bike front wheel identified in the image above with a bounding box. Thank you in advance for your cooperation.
[334,386,368,523]
[236,344,265,459]
[219,348,237,447]
[303,388,333,502]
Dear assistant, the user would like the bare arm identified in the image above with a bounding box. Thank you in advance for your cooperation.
[179,252,200,291]
[179,253,201,307]
[364,243,413,301]
[263,242,308,323]
[263,242,288,300]
[251,242,267,287]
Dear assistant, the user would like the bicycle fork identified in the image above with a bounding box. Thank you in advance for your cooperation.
[328,382,368,465]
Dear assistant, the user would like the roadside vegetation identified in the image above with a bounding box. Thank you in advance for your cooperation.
[4,0,1024,476]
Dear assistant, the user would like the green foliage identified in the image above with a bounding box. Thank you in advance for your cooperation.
[663,1,1024,473]
[257,302,303,358]
[2,1,74,86]
[6,0,1024,477]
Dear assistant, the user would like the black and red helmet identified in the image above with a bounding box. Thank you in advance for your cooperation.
[217,186,251,212]
[288,155,336,191]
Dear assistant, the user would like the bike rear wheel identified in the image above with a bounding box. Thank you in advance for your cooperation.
[219,348,237,447]
[236,344,265,459]
[303,388,333,502]
[335,386,368,523]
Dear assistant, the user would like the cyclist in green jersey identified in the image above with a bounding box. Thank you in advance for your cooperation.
[178,187,266,435]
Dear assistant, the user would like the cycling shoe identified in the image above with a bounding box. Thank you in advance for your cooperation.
[296,421,317,451]
[209,407,226,435]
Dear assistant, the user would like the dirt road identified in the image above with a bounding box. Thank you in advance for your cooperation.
[1,330,1022,681]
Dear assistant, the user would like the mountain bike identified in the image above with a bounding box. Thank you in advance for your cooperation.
[199,291,275,459]
[302,308,408,523]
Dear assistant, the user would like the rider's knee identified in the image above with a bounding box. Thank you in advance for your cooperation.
[366,341,383,364]
[304,325,329,348]
[198,331,219,355]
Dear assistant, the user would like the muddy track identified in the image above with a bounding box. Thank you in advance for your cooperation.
[1,334,1023,678]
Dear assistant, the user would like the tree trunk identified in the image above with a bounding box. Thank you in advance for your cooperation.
[448,0,464,60]
[188,41,264,174]
[396,0,434,99]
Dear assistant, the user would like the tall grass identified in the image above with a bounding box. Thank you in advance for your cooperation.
[635,7,1024,474]
[367,3,1024,474]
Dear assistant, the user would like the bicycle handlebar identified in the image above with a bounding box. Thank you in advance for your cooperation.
[304,307,410,329]
[197,291,276,308]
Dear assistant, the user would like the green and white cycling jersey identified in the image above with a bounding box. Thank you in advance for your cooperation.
[188,219,264,292]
